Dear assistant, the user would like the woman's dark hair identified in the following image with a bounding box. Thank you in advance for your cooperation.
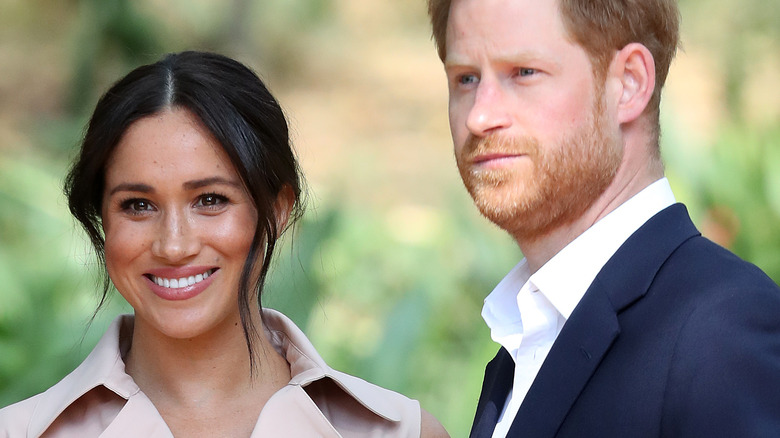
[64,51,305,367]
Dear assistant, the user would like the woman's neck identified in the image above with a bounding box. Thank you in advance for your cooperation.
[124,309,291,420]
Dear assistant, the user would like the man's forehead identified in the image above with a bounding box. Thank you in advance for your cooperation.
[446,0,563,40]
[445,0,569,61]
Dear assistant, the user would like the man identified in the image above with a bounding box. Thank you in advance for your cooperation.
[426,0,780,437]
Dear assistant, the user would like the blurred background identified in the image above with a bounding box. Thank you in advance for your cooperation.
[0,0,778,435]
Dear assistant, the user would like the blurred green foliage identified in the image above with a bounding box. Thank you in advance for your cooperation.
[0,1,778,437]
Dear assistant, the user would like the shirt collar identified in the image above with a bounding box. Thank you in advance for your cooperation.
[483,178,676,335]
[481,259,531,342]
[29,315,139,437]
[262,308,404,422]
[29,310,404,436]
[534,177,676,318]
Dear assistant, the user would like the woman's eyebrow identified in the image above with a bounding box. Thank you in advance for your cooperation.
[107,183,154,196]
[107,177,242,196]
[183,176,243,190]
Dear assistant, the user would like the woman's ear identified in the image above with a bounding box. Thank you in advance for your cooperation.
[273,185,296,232]
[610,42,656,124]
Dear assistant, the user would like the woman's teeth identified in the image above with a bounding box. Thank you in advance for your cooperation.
[151,269,213,289]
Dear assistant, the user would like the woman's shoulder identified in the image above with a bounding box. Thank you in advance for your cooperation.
[0,393,43,437]
[0,316,136,437]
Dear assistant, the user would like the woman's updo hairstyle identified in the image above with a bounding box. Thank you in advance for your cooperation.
[65,51,304,365]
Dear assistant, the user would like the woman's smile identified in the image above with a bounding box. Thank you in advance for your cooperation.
[146,267,218,289]
[143,267,220,301]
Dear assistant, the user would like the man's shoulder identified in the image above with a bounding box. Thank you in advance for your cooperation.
[665,233,779,294]
[657,236,780,434]
[623,201,778,295]
[648,232,780,348]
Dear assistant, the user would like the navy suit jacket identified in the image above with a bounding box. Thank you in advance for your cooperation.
[470,203,780,438]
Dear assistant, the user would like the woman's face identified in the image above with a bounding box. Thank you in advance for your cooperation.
[101,108,258,340]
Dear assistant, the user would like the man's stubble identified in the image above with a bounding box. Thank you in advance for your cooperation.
[456,87,623,243]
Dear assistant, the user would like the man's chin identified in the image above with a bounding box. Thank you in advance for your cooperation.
[469,185,576,242]
[472,191,538,230]
[479,206,568,243]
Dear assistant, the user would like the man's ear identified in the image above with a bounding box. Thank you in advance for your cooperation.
[610,43,656,124]
[273,185,296,232]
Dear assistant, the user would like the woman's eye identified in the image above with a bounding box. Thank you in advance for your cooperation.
[196,193,229,209]
[120,199,155,214]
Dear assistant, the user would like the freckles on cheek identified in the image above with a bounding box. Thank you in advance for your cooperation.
[217,211,257,241]
[104,228,146,267]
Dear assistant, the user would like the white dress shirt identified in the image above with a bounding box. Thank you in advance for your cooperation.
[483,178,676,438]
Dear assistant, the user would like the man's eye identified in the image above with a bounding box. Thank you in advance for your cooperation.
[458,74,479,85]
[519,68,536,77]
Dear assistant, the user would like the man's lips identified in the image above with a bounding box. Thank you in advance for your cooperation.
[472,153,527,166]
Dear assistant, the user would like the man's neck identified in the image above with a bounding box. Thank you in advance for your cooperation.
[517,163,663,273]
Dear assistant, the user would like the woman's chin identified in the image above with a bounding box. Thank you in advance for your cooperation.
[135,309,233,342]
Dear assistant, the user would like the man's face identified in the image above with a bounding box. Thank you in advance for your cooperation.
[444,0,623,241]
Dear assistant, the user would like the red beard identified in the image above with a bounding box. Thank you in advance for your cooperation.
[455,90,622,242]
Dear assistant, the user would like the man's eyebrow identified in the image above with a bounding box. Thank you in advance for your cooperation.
[443,56,472,71]
[108,183,154,196]
[445,50,559,69]
[182,177,243,191]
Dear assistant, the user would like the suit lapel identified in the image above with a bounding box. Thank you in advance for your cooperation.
[470,348,515,438]
[507,286,620,437]
[504,204,700,437]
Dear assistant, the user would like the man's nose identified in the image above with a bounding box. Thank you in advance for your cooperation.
[151,211,200,263]
[465,78,512,137]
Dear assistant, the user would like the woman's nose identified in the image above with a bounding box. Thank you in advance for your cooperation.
[151,211,200,263]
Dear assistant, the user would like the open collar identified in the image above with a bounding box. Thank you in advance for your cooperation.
[532,177,677,320]
[25,310,405,437]
[263,308,405,423]
[507,203,701,438]
[27,315,138,437]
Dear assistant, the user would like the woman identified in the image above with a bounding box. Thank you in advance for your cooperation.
[0,51,448,437]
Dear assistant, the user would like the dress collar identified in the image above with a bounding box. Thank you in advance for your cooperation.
[27,309,404,437]
[28,315,138,437]
[263,308,404,422]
